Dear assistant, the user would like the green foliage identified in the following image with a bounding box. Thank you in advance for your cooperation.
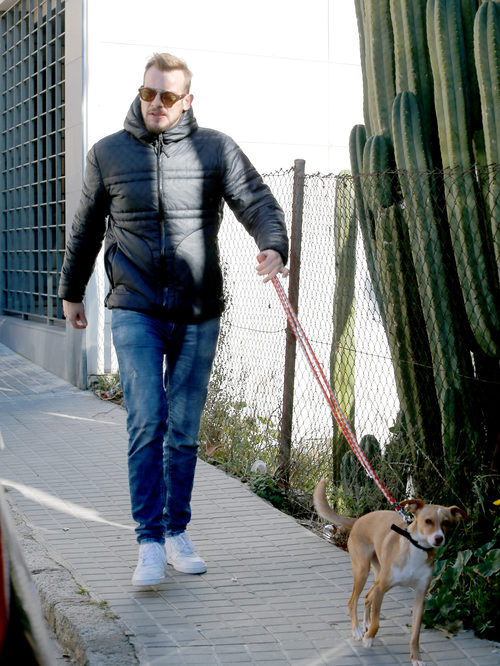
[424,512,500,641]
[250,473,288,511]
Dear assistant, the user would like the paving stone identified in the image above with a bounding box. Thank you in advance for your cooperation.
[1,342,498,666]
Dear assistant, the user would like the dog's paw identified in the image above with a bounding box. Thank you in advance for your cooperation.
[352,626,364,641]
[362,636,373,649]
[412,661,426,666]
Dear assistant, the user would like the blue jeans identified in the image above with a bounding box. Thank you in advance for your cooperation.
[111,309,220,543]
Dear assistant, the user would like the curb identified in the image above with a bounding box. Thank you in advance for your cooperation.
[7,494,141,665]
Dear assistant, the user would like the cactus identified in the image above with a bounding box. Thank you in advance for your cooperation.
[459,0,483,135]
[330,172,357,477]
[427,0,500,357]
[344,0,500,499]
[354,0,371,137]
[392,91,477,466]
[341,434,381,499]
[362,134,395,210]
[349,124,386,325]
[363,134,439,460]
[363,0,396,140]
[474,0,500,282]
[390,0,440,166]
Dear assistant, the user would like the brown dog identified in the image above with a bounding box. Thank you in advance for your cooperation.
[314,479,467,666]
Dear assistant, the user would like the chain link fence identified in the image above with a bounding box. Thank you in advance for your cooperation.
[201,163,500,511]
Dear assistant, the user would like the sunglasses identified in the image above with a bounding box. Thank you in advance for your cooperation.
[138,87,187,108]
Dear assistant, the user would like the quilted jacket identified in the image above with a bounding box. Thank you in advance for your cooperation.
[58,98,288,323]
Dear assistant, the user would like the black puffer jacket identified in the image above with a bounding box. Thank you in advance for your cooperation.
[58,98,288,322]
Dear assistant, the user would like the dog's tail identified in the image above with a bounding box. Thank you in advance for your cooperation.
[313,479,356,532]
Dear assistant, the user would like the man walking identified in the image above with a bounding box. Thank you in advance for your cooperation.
[58,53,288,587]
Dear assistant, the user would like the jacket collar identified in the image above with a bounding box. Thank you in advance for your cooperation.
[123,95,198,144]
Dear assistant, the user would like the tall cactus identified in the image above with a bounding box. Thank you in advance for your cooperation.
[427,0,500,357]
[330,173,357,477]
[362,0,395,139]
[474,0,500,282]
[390,0,439,166]
[363,134,439,462]
[354,0,371,137]
[341,434,383,511]
[349,124,386,325]
[392,91,477,469]
[344,0,500,500]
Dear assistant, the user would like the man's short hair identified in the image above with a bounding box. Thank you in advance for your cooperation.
[144,53,193,92]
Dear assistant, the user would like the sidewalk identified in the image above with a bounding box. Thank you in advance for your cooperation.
[0,342,498,666]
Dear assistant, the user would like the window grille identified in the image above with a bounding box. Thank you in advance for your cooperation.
[0,0,65,324]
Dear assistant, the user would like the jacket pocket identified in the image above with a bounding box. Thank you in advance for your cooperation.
[104,243,117,288]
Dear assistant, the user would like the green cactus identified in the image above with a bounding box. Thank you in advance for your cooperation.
[362,0,396,140]
[364,134,439,460]
[474,0,500,282]
[349,124,387,326]
[345,0,499,501]
[362,134,395,210]
[354,0,371,137]
[330,172,357,478]
[392,90,477,468]
[427,0,500,357]
[375,203,439,461]
[459,0,483,135]
[390,0,440,166]
[341,434,381,498]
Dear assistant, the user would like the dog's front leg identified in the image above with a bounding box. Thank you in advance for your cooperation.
[363,580,387,648]
[348,569,370,641]
[363,582,375,636]
[409,586,427,666]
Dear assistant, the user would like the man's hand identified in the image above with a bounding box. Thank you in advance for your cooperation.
[256,249,289,283]
[62,300,88,329]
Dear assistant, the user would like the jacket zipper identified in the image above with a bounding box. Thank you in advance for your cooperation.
[155,135,165,252]
[155,135,169,306]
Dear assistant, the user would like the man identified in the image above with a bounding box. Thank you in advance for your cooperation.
[58,53,289,587]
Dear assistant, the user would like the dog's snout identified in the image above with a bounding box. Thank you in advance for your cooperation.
[434,534,444,546]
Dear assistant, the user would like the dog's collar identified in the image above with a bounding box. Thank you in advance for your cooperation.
[391,524,434,552]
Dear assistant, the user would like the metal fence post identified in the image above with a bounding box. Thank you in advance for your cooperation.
[277,159,305,487]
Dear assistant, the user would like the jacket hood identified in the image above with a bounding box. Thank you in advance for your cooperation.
[124,95,198,144]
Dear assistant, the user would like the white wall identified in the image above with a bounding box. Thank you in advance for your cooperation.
[84,0,363,175]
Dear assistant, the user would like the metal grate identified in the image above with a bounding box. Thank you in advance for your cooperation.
[0,0,65,323]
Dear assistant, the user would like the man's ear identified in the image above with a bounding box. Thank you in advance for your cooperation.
[182,94,194,111]
[399,498,425,515]
[449,506,469,522]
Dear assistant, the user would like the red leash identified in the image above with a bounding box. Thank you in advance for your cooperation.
[271,275,408,521]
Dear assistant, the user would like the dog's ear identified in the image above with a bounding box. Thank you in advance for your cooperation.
[449,506,469,522]
[399,498,424,515]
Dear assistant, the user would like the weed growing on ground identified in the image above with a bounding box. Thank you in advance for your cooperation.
[88,373,123,404]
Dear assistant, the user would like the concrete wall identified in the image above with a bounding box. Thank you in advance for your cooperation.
[0,0,88,387]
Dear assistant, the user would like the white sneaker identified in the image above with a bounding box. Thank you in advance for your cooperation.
[165,532,206,574]
[132,542,167,586]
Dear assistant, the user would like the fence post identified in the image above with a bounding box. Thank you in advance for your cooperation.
[277,159,305,487]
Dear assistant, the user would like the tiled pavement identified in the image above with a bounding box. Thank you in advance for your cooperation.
[0,342,498,665]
